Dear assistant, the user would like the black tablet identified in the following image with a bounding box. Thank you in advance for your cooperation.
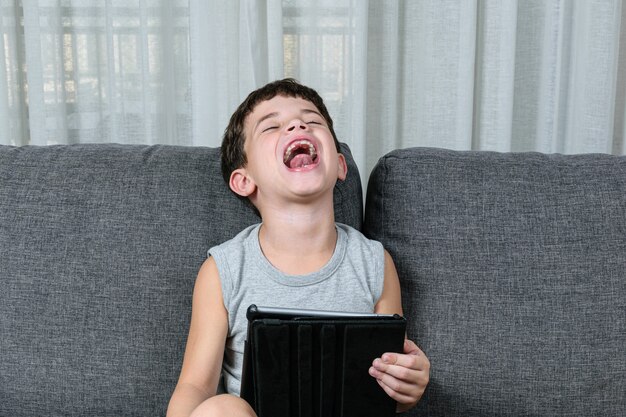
[240,304,407,417]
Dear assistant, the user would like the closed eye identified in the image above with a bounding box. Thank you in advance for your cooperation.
[262,126,278,132]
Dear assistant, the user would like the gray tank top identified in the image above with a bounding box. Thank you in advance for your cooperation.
[208,222,385,395]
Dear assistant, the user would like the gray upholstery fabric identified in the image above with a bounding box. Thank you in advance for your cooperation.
[0,143,362,417]
[364,147,626,417]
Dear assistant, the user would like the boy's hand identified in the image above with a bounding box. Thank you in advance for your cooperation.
[369,339,430,412]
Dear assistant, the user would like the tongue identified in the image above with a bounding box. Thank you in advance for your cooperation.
[289,154,314,169]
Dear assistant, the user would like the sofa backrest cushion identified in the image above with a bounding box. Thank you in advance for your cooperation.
[0,143,362,416]
[364,147,626,416]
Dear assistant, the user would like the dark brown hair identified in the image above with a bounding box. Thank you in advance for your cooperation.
[220,78,340,186]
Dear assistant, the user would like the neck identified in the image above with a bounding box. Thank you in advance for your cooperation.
[257,198,338,275]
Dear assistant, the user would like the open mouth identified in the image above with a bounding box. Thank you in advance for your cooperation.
[283,139,318,169]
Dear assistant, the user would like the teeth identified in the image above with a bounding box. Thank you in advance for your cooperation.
[283,140,317,164]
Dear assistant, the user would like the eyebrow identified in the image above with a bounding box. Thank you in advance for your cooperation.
[302,108,323,117]
[253,108,323,132]
[254,112,279,132]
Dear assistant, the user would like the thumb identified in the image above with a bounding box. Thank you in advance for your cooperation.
[404,339,422,355]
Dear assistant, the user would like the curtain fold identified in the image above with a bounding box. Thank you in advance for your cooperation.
[472,0,517,152]
[1,0,625,178]
[189,0,283,147]
[0,2,26,144]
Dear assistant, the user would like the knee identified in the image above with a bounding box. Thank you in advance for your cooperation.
[190,394,256,417]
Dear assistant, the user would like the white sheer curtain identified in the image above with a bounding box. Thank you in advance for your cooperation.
[1,0,195,146]
[2,0,625,180]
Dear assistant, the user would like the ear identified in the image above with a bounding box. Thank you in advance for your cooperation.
[229,168,256,197]
[337,153,348,181]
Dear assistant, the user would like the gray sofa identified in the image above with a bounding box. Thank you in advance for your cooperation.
[1,144,624,416]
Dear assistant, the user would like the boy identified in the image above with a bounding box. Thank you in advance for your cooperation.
[167,79,430,417]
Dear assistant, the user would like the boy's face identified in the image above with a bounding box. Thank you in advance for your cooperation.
[229,95,347,209]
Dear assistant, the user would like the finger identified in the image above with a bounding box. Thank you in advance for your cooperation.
[374,368,429,399]
[373,362,427,386]
[373,368,426,405]
[371,358,430,389]
[379,351,429,371]
[375,378,416,404]
[379,339,429,368]
[370,364,428,406]
[372,367,415,395]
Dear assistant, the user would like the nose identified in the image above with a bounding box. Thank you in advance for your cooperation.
[286,118,308,132]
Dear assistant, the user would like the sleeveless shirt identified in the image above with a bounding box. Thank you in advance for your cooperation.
[208,222,385,396]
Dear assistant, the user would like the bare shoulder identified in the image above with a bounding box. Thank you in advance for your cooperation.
[195,257,222,294]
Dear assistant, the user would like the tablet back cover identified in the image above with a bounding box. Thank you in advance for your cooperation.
[242,315,406,417]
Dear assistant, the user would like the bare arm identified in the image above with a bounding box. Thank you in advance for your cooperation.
[167,257,229,417]
[372,250,430,413]
[374,250,404,316]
